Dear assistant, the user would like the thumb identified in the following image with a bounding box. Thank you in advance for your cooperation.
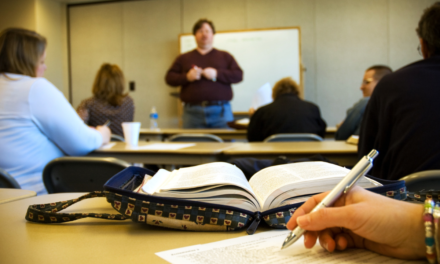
[296,206,357,231]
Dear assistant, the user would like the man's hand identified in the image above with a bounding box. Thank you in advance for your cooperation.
[202,67,217,81]
[186,66,202,82]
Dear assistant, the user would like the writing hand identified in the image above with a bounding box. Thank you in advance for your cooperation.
[186,66,202,82]
[286,186,425,260]
[202,67,217,81]
[95,125,111,145]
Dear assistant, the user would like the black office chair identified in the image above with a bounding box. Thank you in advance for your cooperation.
[111,134,125,142]
[399,170,440,192]
[0,167,20,189]
[263,133,323,142]
[43,157,131,193]
[168,133,224,143]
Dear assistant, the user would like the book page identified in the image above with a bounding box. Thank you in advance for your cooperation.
[156,230,422,264]
[249,162,350,209]
[141,169,171,194]
[159,162,260,204]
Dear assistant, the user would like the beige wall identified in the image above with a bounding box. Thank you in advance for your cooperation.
[0,0,36,32]
[0,0,68,97]
[69,0,437,127]
[36,0,68,97]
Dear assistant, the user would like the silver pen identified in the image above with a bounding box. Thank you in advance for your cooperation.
[281,149,379,249]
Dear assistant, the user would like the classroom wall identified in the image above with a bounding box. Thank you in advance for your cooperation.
[69,0,437,128]
[0,0,68,98]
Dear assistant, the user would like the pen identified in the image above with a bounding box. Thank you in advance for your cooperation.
[281,149,379,249]
[103,120,111,127]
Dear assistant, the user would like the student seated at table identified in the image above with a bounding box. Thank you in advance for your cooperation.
[77,63,134,137]
[247,77,326,142]
[334,65,392,140]
[0,28,110,195]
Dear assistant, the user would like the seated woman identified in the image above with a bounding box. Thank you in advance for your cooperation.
[0,28,110,195]
[77,63,134,137]
[247,77,327,142]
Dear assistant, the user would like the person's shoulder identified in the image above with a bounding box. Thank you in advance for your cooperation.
[354,97,370,107]
[78,96,95,107]
[31,77,62,97]
[300,97,320,109]
[122,95,134,104]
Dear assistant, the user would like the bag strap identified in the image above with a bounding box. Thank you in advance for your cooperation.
[25,191,126,223]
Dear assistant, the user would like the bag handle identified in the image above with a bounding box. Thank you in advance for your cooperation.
[25,191,126,223]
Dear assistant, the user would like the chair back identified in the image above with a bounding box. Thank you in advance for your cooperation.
[111,134,125,142]
[0,168,20,189]
[263,133,323,142]
[43,157,130,193]
[399,170,440,192]
[168,133,224,143]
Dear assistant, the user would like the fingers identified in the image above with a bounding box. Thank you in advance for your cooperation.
[318,229,336,252]
[287,192,330,230]
[296,205,359,231]
[304,231,318,249]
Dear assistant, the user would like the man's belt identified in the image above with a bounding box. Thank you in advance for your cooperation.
[185,101,228,107]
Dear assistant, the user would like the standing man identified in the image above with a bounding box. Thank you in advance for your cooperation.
[358,2,440,180]
[165,19,243,128]
[334,65,392,140]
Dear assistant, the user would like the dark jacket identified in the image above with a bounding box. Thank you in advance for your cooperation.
[247,93,327,142]
[358,54,440,180]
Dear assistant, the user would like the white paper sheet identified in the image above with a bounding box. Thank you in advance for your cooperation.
[156,230,423,264]
[99,142,116,150]
[126,143,195,150]
[251,82,273,110]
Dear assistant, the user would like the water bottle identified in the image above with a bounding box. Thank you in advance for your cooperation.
[149,106,159,130]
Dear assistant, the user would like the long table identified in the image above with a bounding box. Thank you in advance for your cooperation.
[139,127,337,141]
[89,141,357,166]
[223,141,357,167]
[88,142,239,165]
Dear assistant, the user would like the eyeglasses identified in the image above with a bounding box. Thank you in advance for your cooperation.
[417,44,422,56]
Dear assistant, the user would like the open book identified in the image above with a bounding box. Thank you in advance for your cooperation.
[133,162,381,212]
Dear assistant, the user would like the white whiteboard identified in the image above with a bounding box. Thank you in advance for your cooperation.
[179,28,301,112]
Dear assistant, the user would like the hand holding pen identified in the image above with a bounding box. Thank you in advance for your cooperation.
[282,149,379,249]
[282,150,427,260]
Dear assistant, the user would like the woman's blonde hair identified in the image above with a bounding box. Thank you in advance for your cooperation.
[0,28,46,77]
[92,63,127,106]
[272,77,299,99]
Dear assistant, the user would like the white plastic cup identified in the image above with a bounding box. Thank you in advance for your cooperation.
[122,122,141,146]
